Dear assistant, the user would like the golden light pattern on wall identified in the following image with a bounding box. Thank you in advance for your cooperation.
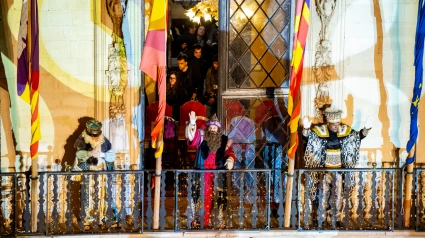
[7,0,108,95]
[300,0,423,164]
[1,0,424,171]
[0,0,143,171]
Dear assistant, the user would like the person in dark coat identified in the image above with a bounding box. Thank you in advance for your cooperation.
[194,25,212,65]
[177,22,197,55]
[204,55,218,117]
[189,44,208,103]
[177,53,199,102]
[166,71,184,119]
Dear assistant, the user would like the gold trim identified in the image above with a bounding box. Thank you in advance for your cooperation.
[325,164,342,168]
[312,125,329,137]
[337,125,352,137]
[326,149,341,153]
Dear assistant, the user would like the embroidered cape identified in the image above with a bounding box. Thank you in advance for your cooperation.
[304,124,361,169]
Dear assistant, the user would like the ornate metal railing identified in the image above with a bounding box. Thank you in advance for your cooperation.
[0,168,423,236]
[43,171,146,235]
[415,168,425,231]
[0,172,20,236]
[298,168,395,231]
[175,169,273,231]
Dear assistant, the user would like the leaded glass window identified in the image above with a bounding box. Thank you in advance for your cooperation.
[228,0,291,89]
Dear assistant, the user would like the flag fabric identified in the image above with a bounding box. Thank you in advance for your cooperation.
[406,0,425,165]
[140,0,167,158]
[287,0,310,159]
[151,66,166,158]
[17,0,40,160]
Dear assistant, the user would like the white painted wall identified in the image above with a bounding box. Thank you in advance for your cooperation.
[301,0,421,164]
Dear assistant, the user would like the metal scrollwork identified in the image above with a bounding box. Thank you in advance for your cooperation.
[185,172,193,229]
[159,172,166,230]
[251,172,258,228]
[37,174,45,232]
[356,172,364,229]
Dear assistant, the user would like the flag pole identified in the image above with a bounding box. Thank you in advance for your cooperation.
[284,157,295,227]
[152,66,166,229]
[403,0,425,228]
[139,0,167,229]
[31,159,38,233]
[153,153,162,229]
[284,0,310,227]
[284,91,301,227]
[403,145,415,227]
[27,0,38,232]
[153,126,163,229]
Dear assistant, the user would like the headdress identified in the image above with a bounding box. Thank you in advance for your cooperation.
[86,119,103,137]
[206,114,222,129]
[323,107,342,123]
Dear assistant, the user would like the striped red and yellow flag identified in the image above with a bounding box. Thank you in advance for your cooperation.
[287,0,310,159]
[17,0,40,160]
[140,0,167,158]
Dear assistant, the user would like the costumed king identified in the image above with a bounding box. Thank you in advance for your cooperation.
[72,119,118,225]
[302,107,372,223]
[186,111,235,227]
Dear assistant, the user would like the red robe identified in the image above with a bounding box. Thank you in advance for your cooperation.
[188,129,235,226]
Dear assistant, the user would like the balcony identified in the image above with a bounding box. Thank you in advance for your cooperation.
[1,168,424,236]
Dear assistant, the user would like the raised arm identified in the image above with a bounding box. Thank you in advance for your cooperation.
[185,111,198,141]
[360,116,372,139]
[302,116,312,137]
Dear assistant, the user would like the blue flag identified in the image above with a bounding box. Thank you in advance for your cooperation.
[406,0,425,165]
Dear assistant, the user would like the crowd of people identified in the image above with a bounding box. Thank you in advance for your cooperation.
[166,22,219,119]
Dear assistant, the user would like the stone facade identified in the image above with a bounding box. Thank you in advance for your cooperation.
[0,0,143,171]
[1,0,424,172]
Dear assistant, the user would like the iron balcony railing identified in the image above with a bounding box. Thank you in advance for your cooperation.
[415,168,425,231]
[298,168,395,231]
[0,168,422,236]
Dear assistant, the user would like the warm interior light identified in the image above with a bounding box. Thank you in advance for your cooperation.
[185,0,218,23]
[243,8,254,18]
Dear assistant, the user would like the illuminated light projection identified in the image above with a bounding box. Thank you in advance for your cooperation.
[0,0,423,169]
[2,51,54,165]
[300,0,416,157]
[1,0,143,169]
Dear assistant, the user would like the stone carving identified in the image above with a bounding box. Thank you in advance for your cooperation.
[106,0,128,41]
[106,0,128,152]
[313,0,337,119]
[316,0,337,41]
[106,42,127,121]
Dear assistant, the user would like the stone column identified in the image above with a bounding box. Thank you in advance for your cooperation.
[94,0,143,168]
[301,0,346,121]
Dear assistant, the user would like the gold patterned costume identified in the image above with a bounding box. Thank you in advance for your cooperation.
[302,108,370,224]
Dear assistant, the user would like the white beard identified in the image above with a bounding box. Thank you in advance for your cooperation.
[82,130,105,152]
